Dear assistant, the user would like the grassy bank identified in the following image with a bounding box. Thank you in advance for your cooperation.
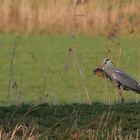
[0,0,139,34]
[0,103,140,139]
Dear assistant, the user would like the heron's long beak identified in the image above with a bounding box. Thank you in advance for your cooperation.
[99,64,105,70]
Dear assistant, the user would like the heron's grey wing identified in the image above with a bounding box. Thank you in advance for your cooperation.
[113,69,139,90]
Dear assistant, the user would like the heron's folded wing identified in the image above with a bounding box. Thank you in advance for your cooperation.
[113,69,139,90]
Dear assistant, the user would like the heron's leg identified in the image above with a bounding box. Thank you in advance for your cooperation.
[118,86,125,104]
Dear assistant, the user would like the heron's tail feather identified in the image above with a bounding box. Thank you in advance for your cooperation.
[133,85,140,94]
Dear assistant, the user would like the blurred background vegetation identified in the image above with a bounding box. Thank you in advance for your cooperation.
[0,0,139,35]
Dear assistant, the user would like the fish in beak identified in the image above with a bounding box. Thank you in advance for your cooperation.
[93,67,107,78]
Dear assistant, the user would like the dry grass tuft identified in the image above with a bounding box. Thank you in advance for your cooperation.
[0,123,39,140]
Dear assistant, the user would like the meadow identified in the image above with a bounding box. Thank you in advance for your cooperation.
[0,33,140,139]
[0,0,140,139]
[0,34,140,105]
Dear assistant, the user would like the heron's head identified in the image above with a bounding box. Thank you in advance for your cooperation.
[100,58,113,70]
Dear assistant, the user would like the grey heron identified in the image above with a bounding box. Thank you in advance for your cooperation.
[93,58,140,103]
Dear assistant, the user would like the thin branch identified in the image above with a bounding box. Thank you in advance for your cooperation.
[7,36,21,99]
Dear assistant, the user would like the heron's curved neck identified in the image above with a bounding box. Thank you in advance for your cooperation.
[104,65,114,73]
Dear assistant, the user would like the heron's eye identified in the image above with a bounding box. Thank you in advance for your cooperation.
[104,58,110,64]
[106,58,110,61]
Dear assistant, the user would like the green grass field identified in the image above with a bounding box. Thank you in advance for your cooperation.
[0,34,140,139]
[0,34,140,105]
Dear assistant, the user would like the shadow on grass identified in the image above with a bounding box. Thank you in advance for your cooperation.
[0,102,140,139]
